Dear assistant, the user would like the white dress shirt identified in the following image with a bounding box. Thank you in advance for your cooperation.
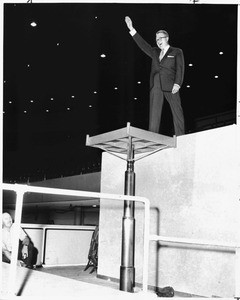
[2,224,27,252]
[159,45,170,61]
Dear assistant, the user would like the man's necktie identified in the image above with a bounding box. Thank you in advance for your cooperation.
[159,49,165,61]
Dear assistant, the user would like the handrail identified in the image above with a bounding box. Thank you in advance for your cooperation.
[1,183,150,296]
[150,234,239,250]
[150,234,240,298]
[2,182,239,297]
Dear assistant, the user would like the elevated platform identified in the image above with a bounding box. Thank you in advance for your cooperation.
[86,123,176,156]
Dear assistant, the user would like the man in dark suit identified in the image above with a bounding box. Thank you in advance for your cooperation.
[125,16,185,136]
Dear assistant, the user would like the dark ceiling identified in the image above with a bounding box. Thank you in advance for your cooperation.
[3,3,237,183]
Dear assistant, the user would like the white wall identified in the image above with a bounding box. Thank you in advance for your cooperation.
[44,228,93,265]
[98,125,240,297]
[32,172,101,192]
[22,224,95,266]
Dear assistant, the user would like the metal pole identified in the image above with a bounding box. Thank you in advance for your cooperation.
[235,247,240,298]
[120,137,136,292]
[8,189,25,296]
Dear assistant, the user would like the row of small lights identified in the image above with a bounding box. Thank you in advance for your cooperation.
[3,81,144,114]
[3,67,222,114]
[4,58,223,110]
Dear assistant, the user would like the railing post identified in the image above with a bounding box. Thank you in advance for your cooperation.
[235,247,240,299]
[1,183,150,295]
[41,228,46,265]
[142,200,150,293]
[8,188,25,296]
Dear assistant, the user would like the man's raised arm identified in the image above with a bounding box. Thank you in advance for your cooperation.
[124,16,153,58]
[125,16,136,36]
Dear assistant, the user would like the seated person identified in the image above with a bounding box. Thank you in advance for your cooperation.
[2,212,34,269]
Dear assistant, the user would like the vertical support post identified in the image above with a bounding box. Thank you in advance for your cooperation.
[41,228,46,266]
[142,199,150,293]
[74,206,83,225]
[8,188,25,296]
[235,247,240,299]
[120,137,136,292]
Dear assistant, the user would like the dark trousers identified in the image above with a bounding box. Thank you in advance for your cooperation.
[2,240,34,267]
[149,74,185,136]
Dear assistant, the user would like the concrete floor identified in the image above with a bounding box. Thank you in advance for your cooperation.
[1,263,157,300]
[39,265,121,289]
[1,263,208,299]
[39,265,204,298]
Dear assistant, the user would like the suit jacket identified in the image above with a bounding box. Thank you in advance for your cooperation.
[132,32,185,92]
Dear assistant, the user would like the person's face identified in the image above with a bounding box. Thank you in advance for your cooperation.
[2,213,13,228]
[156,33,169,49]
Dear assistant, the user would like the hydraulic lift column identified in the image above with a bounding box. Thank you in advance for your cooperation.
[85,123,176,294]
[120,137,135,292]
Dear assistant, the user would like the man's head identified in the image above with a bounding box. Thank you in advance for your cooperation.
[156,30,169,50]
[2,212,13,228]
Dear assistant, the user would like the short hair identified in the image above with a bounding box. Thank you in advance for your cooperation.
[156,30,169,38]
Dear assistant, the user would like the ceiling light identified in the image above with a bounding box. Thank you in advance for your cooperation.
[219,51,224,55]
[188,63,193,67]
[30,21,37,27]
[214,75,219,79]
[100,54,106,58]
[137,81,141,84]
[24,110,27,113]
[67,107,70,110]
[46,109,49,112]
[114,87,118,90]
[134,97,137,100]
[9,101,12,104]
[71,95,75,98]
[89,105,92,108]
[30,100,34,103]
[93,91,97,94]
[186,85,190,88]
[50,98,54,101]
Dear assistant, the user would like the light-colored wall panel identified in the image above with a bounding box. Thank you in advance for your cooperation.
[22,224,95,267]
[98,125,240,297]
[44,228,94,266]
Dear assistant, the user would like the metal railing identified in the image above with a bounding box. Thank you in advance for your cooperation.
[1,183,240,298]
[150,235,240,298]
[1,183,150,296]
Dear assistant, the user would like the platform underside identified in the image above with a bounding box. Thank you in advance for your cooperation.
[86,123,176,154]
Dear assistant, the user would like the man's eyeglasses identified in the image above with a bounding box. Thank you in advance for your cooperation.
[156,36,167,41]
